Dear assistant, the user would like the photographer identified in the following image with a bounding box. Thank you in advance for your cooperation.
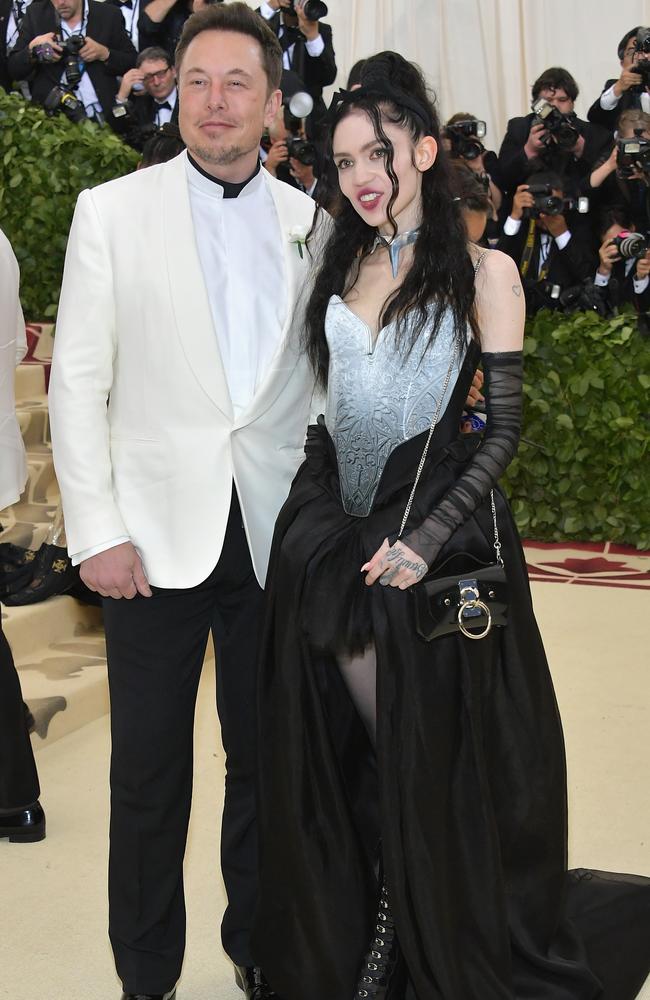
[497,171,596,314]
[588,27,650,133]
[262,94,321,198]
[444,112,503,244]
[8,0,136,127]
[1,0,41,92]
[449,160,491,244]
[594,206,650,312]
[258,0,336,139]
[112,44,177,146]
[587,109,650,232]
[497,67,613,201]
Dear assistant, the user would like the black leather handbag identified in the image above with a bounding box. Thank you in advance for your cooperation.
[397,346,509,642]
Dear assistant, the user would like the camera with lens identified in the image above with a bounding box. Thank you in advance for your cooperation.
[532,98,580,151]
[610,230,650,260]
[287,136,317,166]
[43,83,86,122]
[56,32,85,88]
[444,119,487,161]
[286,0,328,19]
[632,26,650,86]
[616,134,650,178]
[525,183,589,218]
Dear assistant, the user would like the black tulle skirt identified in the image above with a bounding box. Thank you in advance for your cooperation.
[251,420,650,1000]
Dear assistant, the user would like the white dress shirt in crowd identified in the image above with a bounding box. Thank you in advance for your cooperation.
[503,215,571,278]
[6,0,34,51]
[594,256,649,294]
[71,156,288,565]
[154,85,177,125]
[60,16,103,119]
[259,1,325,67]
[116,0,140,51]
[600,82,650,116]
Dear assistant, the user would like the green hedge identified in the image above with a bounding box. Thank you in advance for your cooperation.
[0,90,138,319]
[503,308,650,550]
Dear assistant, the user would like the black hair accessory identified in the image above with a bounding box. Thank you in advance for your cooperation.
[328,85,433,134]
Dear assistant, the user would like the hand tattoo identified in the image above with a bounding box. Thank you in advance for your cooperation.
[383,545,427,583]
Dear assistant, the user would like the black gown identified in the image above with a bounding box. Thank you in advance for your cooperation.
[251,336,650,1000]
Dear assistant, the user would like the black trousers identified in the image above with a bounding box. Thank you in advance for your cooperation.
[102,488,265,994]
[0,615,40,811]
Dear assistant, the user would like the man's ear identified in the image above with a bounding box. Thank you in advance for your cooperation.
[264,88,283,130]
[416,135,437,172]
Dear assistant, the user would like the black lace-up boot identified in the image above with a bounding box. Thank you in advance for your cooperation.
[354,883,406,999]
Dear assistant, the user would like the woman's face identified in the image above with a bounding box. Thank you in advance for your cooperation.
[332,107,436,235]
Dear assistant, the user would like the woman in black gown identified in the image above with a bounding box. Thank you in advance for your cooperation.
[251,53,650,1000]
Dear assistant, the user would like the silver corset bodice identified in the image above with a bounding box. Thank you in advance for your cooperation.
[324,295,467,517]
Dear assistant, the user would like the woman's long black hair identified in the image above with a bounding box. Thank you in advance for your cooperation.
[304,52,479,391]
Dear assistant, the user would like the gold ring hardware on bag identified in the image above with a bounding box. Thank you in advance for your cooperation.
[457,599,492,640]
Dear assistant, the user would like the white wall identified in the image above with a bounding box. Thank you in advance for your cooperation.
[243,0,650,148]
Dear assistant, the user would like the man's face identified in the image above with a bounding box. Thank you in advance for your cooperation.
[538,87,574,115]
[141,59,176,100]
[537,187,564,232]
[51,0,82,22]
[178,29,280,170]
[622,39,638,70]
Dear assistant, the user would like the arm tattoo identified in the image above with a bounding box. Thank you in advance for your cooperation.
[512,284,522,297]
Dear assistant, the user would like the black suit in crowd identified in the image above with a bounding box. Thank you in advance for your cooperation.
[262,11,336,135]
[106,0,154,53]
[115,88,179,149]
[497,218,597,309]
[497,111,613,199]
[138,0,191,58]
[598,257,650,312]
[0,618,39,812]
[8,0,136,127]
[587,78,649,132]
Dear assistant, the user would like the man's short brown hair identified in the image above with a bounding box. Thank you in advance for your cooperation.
[175,2,283,94]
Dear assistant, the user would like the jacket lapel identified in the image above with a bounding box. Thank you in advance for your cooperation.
[233,171,313,429]
[163,152,233,421]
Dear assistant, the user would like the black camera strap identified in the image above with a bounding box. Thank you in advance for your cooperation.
[519,218,551,282]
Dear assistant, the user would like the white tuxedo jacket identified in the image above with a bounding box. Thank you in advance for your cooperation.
[0,228,28,512]
[49,152,320,588]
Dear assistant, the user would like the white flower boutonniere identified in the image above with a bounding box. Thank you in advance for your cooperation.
[289,224,309,260]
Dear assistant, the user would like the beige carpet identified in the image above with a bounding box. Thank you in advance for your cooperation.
[1,579,648,1000]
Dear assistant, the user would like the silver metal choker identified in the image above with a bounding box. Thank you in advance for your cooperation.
[371,227,420,278]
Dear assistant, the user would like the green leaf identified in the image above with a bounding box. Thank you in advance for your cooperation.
[556,413,574,430]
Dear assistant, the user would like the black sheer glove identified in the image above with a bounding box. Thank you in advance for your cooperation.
[401,351,523,568]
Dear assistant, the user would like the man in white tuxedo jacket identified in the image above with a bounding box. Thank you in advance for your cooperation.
[49,6,319,998]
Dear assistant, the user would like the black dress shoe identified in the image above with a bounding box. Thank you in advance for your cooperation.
[121,990,176,1000]
[235,965,281,999]
[0,802,45,843]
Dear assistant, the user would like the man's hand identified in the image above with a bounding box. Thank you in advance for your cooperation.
[362,538,428,590]
[524,121,547,159]
[572,134,586,159]
[289,157,315,190]
[79,37,109,62]
[29,32,62,58]
[117,67,144,101]
[598,237,620,277]
[541,212,568,238]
[636,249,650,279]
[511,184,535,221]
[80,541,152,600]
[614,67,643,97]
[263,139,288,176]
[295,0,320,40]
